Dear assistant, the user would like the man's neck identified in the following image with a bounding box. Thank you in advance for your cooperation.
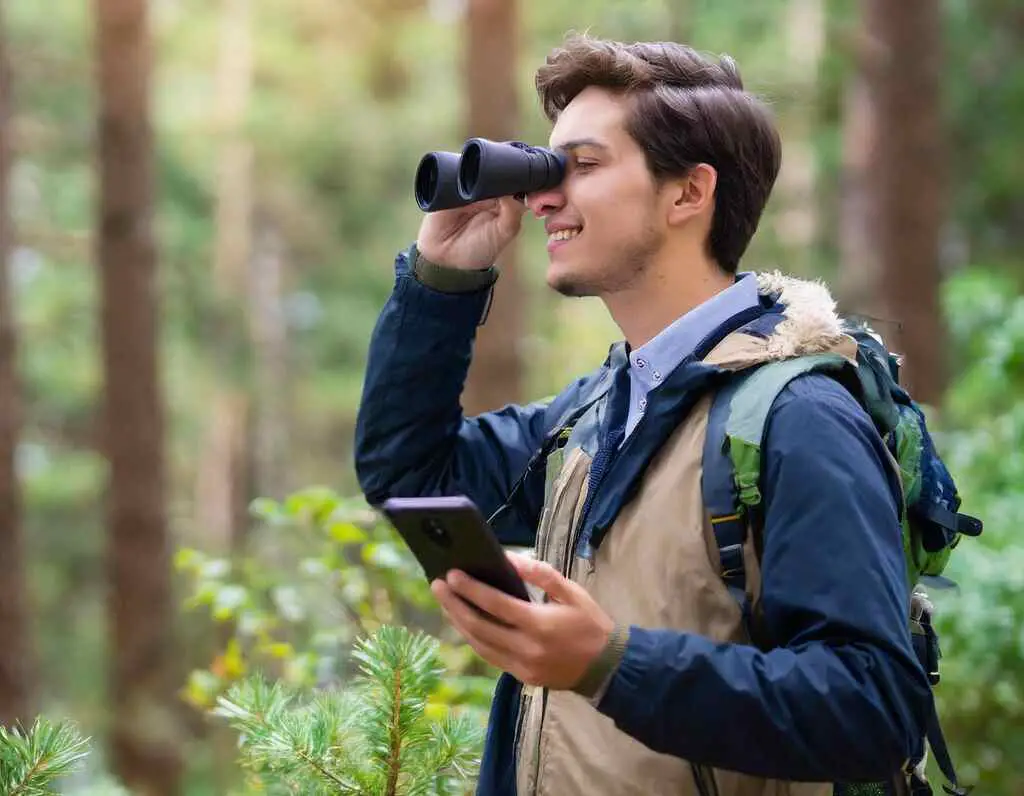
[603,250,735,349]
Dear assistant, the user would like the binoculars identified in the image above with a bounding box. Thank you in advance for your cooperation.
[414,138,567,212]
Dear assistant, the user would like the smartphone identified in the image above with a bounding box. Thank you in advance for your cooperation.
[380,495,531,603]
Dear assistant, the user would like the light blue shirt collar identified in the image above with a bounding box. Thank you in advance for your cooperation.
[624,272,760,439]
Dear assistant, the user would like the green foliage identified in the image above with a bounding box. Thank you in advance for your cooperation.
[0,717,90,795]
[943,268,1024,423]
[917,269,1024,792]
[944,0,1024,260]
[176,487,497,719]
[213,625,482,796]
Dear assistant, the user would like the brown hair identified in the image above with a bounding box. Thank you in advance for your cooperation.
[535,34,782,273]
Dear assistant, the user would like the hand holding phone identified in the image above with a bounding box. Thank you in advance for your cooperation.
[380,495,531,604]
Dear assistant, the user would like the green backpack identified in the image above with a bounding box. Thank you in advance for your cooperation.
[701,320,982,796]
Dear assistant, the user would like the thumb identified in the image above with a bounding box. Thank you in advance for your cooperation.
[496,195,527,236]
[508,553,582,605]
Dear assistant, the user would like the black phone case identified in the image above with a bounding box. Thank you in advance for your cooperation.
[381,496,531,603]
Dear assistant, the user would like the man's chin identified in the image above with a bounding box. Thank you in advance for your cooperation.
[546,266,596,298]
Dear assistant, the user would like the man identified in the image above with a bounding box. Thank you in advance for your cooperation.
[355,34,931,796]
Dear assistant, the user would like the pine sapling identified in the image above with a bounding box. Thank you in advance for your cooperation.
[0,717,91,794]
[214,624,483,795]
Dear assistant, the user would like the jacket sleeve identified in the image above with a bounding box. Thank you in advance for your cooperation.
[353,246,580,547]
[594,373,932,782]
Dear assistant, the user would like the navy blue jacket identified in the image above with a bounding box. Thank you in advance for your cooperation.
[354,248,932,793]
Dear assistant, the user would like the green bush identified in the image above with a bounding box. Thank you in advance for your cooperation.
[923,268,1024,791]
[176,487,498,717]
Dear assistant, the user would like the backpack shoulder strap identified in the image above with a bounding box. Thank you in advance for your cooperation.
[702,353,856,634]
[702,375,749,609]
[703,349,977,796]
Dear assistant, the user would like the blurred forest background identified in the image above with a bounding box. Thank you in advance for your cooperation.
[1,0,1022,793]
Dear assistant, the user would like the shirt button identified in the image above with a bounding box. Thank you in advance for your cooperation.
[635,358,646,369]
[653,370,662,381]
[638,398,647,411]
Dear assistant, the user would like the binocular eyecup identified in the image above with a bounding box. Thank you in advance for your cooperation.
[414,138,566,212]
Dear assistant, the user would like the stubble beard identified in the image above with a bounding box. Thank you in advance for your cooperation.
[549,222,665,299]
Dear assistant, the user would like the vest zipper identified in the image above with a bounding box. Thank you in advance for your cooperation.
[531,688,548,794]
[563,485,592,579]
[693,762,724,796]
[562,523,578,578]
[524,427,574,795]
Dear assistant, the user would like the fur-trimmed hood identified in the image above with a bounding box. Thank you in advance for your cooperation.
[755,271,850,359]
[705,271,857,371]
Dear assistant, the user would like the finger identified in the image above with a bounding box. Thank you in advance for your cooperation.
[498,194,527,213]
[497,195,527,230]
[505,550,535,572]
[446,570,533,627]
[438,596,544,685]
[510,556,583,605]
[434,578,525,655]
[445,609,520,674]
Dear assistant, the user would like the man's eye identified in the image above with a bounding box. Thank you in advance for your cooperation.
[575,161,597,171]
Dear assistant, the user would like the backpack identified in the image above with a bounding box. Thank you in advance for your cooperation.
[700,319,982,796]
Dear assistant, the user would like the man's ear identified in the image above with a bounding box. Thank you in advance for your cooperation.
[665,163,717,227]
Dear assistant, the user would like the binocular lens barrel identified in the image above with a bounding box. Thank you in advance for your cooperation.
[414,151,463,212]
[457,138,565,204]
[412,138,566,212]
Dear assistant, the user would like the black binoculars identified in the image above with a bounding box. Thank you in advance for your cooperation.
[414,138,567,212]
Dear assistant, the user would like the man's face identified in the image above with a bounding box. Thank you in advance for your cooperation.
[525,86,667,298]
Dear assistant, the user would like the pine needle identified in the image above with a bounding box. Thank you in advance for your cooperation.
[0,717,91,795]
[213,625,482,795]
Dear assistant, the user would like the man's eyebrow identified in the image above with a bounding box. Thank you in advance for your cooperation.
[552,138,609,153]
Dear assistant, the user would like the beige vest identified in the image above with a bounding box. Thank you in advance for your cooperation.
[515,283,860,796]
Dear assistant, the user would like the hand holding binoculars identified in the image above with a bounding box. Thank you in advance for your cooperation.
[414,138,567,212]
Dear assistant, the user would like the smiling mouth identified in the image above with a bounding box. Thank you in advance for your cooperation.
[547,227,582,247]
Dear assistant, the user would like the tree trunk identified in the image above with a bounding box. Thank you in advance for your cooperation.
[195,0,253,551]
[838,70,879,314]
[197,4,258,786]
[773,0,825,276]
[664,0,692,44]
[839,0,947,404]
[94,0,183,791]
[248,209,288,499]
[0,0,34,729]
[461,0,523,415]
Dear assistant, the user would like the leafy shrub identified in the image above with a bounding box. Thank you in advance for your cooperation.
[922,268,1024,791]
[176,487,498,718]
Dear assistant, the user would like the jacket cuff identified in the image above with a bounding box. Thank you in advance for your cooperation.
[411,244,499,294]
[570,624,631,703]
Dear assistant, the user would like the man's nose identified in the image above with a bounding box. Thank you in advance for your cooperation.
[524,186,566,218]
